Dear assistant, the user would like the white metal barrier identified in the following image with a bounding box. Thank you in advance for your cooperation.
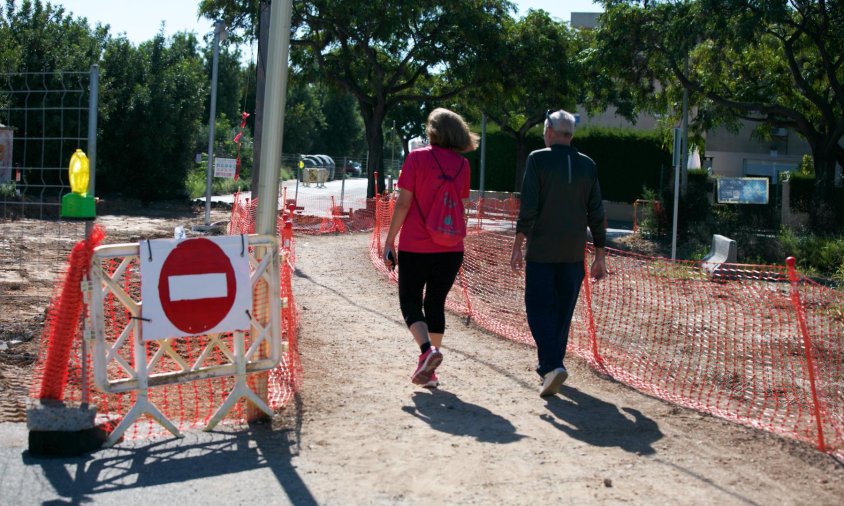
[85,234,283,445]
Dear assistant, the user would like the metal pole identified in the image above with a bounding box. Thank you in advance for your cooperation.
[681,58,690,194]
[204,20,225,227]
[81,64,99,407]
[294,163,299,203]
[480,113,487,197]
[671,127,681,260]
[255,1,293,235]
[86,66,99,201]
[340,156,346,209]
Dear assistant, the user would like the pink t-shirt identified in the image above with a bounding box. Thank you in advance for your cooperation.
[397,145,471,253]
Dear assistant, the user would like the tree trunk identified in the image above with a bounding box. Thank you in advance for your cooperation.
[250,1,270,190]
[361,102,387,198]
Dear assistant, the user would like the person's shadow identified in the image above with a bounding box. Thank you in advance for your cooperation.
[541,385,662,455]
[402,390,525,444]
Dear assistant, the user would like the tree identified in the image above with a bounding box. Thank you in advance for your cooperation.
[316,84,365,159]
[2,0,107,72]
[198,0,269,189]
[98,32,206,201]
[473,10,578,190]
[0,0,108,186]
[291,0,514,197]
[203,43,245,124]
[281,74,325,154]
[595,0,844,229]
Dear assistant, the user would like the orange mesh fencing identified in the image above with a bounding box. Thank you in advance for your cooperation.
[273,180,375,235]
[28,209,300,440]
[370,195,844,461]
[36,225,105,401]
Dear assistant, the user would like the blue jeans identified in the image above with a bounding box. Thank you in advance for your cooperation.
[525,261,585,377]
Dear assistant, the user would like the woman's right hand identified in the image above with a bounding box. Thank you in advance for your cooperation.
[383,244,397,271]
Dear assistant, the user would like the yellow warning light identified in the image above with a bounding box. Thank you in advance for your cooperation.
[61,149,96,219]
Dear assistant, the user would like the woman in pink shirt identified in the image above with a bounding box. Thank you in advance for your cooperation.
[383,108,477,388]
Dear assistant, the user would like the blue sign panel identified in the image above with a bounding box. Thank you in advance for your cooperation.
[717,177,769,205]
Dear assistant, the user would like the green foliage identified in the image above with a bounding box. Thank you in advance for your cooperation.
[796,154,814,177]
[185,160,251,200]
[464,129,519,192]
[574,127,671,202]
[596,1,844,229]
[636,186,662,237]
[2,0,107,72]
[0,1,108,192]
[472,10,575,188]
[97,33,206,202]
[777,229,844,280]
[464,126,670,198]
[317,85,366,158]
[0,181,16,198]
[279,78,366,158]
[788,172,814,213]
[289,0,514,197]
[203,43,245,124]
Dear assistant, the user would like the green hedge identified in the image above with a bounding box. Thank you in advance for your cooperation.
[465,127,671,202]
[789,173,814,212]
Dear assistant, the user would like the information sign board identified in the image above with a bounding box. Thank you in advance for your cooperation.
[717,177,770,205]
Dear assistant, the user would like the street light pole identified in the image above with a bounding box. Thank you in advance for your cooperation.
[203,20,226,228]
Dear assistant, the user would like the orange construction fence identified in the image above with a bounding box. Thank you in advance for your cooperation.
[370,194,844,461]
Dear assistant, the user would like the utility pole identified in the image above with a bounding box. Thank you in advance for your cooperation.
[202,20,226,229]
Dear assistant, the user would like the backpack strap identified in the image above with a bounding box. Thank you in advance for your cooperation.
[414,150,464,219]
[430,150,464,181]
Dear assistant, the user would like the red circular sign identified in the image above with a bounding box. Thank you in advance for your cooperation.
[158,238,237,334]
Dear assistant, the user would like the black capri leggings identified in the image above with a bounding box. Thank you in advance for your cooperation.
[397,251,464,334]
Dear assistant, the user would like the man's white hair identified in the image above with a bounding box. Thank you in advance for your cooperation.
[546,109,576,135]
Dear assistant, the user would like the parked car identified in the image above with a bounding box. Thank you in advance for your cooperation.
[344,161,363,177]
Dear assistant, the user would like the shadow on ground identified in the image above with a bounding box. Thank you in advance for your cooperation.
[403,389,526,444]
[21,404,317,505]
[541,385,663,455]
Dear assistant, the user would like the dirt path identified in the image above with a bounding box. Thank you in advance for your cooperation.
[1,209,842,504]
[288,232,843,505]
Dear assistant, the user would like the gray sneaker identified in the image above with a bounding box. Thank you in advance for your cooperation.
[539,367,568,397]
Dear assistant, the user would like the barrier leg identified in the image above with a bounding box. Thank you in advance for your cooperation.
[105,333,181,446]
[205,332,273,431]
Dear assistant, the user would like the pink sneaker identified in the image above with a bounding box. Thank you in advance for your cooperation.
[411,347,443,385]
[424,371,439,389]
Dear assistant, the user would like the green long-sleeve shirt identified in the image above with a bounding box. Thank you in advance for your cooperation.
[516,144,606,263]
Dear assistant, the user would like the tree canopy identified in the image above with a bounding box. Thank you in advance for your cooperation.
[474,9,578,190]
[290,0,514,197]
[595,0,844,228]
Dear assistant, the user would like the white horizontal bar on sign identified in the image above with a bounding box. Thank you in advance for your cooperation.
[169,273,228,301]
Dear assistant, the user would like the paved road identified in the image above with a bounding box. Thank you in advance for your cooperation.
[197,178,634,239]
[0,423,317,505]
[199,177,370,211]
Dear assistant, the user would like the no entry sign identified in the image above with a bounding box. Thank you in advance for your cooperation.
[140,236,251,341]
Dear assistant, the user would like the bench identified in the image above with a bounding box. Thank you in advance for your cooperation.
[701,234,737,279]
